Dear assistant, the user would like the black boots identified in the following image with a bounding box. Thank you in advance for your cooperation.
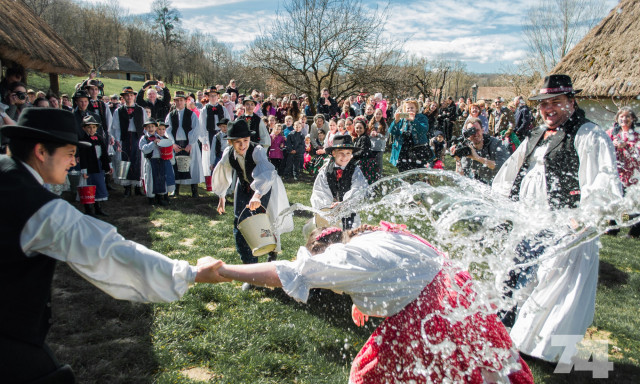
[191,184,199,197]
[156,194,169,206]
[123,186,131,197]
[94,201,108,216]
[148,197,155,205]
[84,204,95,217]
[174,184,180,197]
[134,186,144,196]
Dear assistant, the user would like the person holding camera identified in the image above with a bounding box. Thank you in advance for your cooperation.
[316,88,339,120]
[136,80,171,121]
[450,117,508,184]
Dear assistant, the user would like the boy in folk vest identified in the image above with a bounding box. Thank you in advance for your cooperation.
[211,120,293,287]
[164,90,205,197]
[310,134,368,230]
[210,118,229,169]
[139,118,175,206]
[236,95,271,149]
[78,115,111,216]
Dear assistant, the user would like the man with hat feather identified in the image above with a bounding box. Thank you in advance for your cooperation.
[164,90,205,197]
[492,75,623,363]
[0,108,228,383]
[110,86,146,196]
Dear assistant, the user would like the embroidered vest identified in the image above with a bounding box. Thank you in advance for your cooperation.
[326,160,357,201]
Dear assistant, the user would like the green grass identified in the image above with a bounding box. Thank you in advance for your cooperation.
[49,153,640,383]
[26,72,201,98]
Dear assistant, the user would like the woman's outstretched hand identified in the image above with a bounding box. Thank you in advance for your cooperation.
[195,257,232,283]
[352,304,369,327]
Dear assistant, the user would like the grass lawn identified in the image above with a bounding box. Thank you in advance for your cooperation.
[26,72,201,98]
[48,155,640,383]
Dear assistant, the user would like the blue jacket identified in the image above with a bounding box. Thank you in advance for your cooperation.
[389,114,430,166]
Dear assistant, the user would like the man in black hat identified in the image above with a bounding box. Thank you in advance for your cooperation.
[199,87,231,172]
[0,108,228,383]
[237,96,270,148]
[491,74,623,363]
[210,119,293,277]
[110,86,146,197]
[84,79,112,138]
[71,89,102,137]
[136,80,171,121]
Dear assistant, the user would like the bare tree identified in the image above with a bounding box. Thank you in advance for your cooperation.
[522,0,609,74]
[151,0,182,48]
[20,0,51,17]
[248,0,394,104]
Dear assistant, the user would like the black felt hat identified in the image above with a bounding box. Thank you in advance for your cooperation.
[82,115,101,127]
[225,119,254,140]
[72,89,90,100]
[207,86,220,95]
[242,96,258,106]
[0,108,90,147]
[217,118,230,126]
[143,117,158,127]
[120,86,136,97]
[325,134,361,154]
[529,74,582,101]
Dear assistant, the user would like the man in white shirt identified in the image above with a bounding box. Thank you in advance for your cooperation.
[0,108,227,383]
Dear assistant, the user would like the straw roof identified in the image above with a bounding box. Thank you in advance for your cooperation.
[550,0,640,98]
[99,56,148,74]
[0,0,89,75]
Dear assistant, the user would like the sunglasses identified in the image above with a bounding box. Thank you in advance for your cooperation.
[12,91,27,101]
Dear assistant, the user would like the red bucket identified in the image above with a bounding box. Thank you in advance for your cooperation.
[78,185,96,204]
[205,175,213,191]
[158,139,173,160]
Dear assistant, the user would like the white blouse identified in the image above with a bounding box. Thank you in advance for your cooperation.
[274,231,443,317]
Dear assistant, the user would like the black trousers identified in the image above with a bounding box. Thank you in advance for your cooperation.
[0,337,75,383]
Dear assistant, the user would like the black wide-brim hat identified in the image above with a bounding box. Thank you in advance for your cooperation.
[120,86,136,96]
[82,115,101,127]
[207,86,220,95]
[225,119,254,140]
[1,108,90,147]
[217,117,230,126]
[73,89,90,100]
[325,134,361,154]
[242,96,257,106]
[529,74,582,101]
[143,117,158,127]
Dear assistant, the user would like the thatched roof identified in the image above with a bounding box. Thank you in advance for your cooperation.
[550,0,640,98]
[99,56,147,74]
[0,0,89,75]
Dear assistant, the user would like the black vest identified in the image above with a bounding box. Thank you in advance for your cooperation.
[238,115,261,143]
[228,143,257,191]
[215,134,223,160]
[326,160,358,201]
[510,108,587,210]
[117,105,145,137]
[0,156,59,346]
[205,104,225,142]
[170,109,193,140]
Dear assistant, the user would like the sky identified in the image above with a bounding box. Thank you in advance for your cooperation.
[87,0,619,73]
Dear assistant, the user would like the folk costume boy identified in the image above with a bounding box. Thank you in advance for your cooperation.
[237,96,271,149]
[164,90,205,197]
[139,118,175,206]
[311,135,368,230]
[210,118,229,169]
[78,115,111,216]
[200,87,232,177]
[211,119,293,266]
[110,86,145,196]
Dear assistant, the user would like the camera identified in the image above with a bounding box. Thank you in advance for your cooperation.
[449,126,477,158]
[14,91,27,101]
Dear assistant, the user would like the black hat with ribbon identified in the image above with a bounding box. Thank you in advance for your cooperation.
[0,108,90,147]
[72,89,90,100]
[120,86,136,97]
[81,115,101,127]
[529,74,582,101]
[143,117,158,127]
[325,134,361,154]
[225,119,255,140]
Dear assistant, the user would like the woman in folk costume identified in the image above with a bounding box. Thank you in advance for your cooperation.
[139,118,175,206]
[109,86,146,196]
[164,90,206,197]
[211,119,293,270]
[197,222,534,384]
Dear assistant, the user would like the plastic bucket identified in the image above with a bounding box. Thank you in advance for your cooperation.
[78,185,96,204]
[176,155,191,172]
[114,152,131,180]
[205,175,213,191]
[158,139,173,160]
[237,206,276,256]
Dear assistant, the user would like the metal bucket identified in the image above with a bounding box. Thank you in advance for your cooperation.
[237,206,276,256]
[114,152,131,180]
[176,155,191,173]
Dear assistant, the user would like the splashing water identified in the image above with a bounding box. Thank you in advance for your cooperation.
[275,168,640,380]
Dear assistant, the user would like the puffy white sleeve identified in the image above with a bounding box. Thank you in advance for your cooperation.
[189,113,202,146]
[250,145,277,195]
[259,121,271,148]
[575,123,624,208]
[104,102,112,132]
[491,137,529,198]
[20,199,197,302]
[343,166,368,201]
[211,146,234,196]
[274,232,442,316]
[198,106,207,132]
[110,108,121,142]
[139,137,155,154]
[310,165,334,209]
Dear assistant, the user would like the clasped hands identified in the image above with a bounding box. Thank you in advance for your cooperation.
[195,256,231,283]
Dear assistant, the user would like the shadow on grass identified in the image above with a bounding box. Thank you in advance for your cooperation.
[598,261,629,287]
[524,354,640,384]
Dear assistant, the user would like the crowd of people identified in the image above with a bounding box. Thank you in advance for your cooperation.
[1,68,639,383]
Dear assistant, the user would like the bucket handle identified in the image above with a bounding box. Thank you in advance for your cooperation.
[239,204,267,219]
